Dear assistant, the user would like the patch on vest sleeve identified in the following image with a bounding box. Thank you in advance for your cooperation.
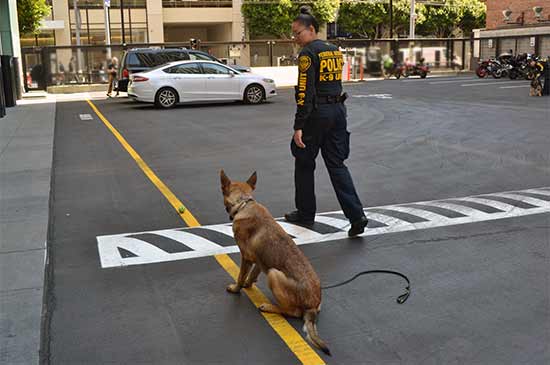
[299,55,312,72]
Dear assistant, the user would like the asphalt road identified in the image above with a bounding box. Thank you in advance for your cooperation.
[44,76,549,364]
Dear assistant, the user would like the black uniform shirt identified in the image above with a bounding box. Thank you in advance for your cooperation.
[294,39,344,130]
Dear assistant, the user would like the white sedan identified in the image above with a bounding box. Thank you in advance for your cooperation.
[127,60,277,108]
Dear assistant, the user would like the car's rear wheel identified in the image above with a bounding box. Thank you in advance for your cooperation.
[155,87,178,108]
[244,84,265,104]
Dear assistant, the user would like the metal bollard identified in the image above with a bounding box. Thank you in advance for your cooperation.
[543,59,550,96]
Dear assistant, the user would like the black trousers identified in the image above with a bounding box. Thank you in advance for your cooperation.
[291,103,364,223]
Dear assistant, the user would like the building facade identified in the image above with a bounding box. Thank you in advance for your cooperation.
[485,0,550,30]
[477,0,550,58]
[22,0,246,47]
[1,0,23,107]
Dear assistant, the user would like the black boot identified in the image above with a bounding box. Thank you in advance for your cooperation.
[348,216,368,237]
[284,210,315,225]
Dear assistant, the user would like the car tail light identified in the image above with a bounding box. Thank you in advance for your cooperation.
[122,68,129,78]
[132,76,149,82]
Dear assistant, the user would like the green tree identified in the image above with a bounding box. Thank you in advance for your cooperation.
[241,0,339,39]
[336,2,387,39]
[336,0,426,39]
[455,0,486,35]
[392,0,426,37]
[311,0,339,24]
[417,0,486,37]
[17,0,51,35]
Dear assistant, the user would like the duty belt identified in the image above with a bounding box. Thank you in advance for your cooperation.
[317,93,348,104]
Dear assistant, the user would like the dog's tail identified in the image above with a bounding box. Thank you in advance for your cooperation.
[303,309,331,356]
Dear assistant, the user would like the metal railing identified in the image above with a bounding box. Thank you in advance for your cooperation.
[161,0,232,7]
[21,34,550,90]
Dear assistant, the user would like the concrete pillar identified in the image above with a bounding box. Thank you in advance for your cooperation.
[319,24,327,41]
[232,0,250,67]
[2,0,24,97]
[147,0,164,43]
[7,0,20,58]
[0,0,14,55]
[51,0,73,70]
[52,0,72,46]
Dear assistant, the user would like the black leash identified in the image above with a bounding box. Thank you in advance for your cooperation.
[297,220,412,304]
[321,270,411,304]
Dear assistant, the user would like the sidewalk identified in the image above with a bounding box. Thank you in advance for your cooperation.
[0,101,55,364]
[0,91,109,364]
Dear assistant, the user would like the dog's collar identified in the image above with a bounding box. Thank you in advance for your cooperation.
[228,195,255,220]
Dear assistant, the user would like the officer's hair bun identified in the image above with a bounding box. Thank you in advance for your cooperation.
[299,6,312,15]
[294,5,319,32]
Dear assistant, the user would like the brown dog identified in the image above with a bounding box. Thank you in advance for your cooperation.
[530,78,543,97]
[220,170,330,356]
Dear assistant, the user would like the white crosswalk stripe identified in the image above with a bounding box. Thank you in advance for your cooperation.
[204,224,234,237]
[97,186,550,268]
[417,200,491,218]
[376,205,447,222]
[489,192,550,207]
[361,211,412,226]
[524,189,550,196]
[313,215,350,229]
[455,196,522,212]
[275,221,324,240]
[155,230,223,251]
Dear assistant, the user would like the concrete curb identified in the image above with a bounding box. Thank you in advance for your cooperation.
[47,84,107,94]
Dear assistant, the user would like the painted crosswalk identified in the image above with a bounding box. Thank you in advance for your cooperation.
[97,187,550,268]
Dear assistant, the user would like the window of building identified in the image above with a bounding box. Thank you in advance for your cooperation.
[20,31,56,47]
[69,5,148,45]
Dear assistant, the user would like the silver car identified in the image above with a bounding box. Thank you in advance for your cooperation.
[128,60,277,108]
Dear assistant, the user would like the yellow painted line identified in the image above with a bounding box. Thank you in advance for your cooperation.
[87,99,325,365]
[86,100,199,227]
[214,254,326,365]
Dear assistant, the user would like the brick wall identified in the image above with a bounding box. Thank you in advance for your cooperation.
[486,0,550,30]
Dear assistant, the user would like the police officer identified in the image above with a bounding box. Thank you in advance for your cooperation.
[285,7,368,237]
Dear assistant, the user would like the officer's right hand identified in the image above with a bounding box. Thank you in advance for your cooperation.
[293,130,306,149]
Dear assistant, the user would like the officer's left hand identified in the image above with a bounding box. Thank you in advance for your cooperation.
[293,130,306,149]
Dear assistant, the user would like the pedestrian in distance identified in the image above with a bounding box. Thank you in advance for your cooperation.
[106,57,119,98]
[285,6,368,237]
[58,62,65,85]
[69,56,79,83]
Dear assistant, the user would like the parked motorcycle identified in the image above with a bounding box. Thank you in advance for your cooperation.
[476,59,491,78]
[403,60,430,78]
[490,59,511,79]
[478,53,545,81]
[384,63,405,79]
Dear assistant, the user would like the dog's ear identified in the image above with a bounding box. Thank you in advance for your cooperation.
[220,170,231,194]
[246,171,257,190]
